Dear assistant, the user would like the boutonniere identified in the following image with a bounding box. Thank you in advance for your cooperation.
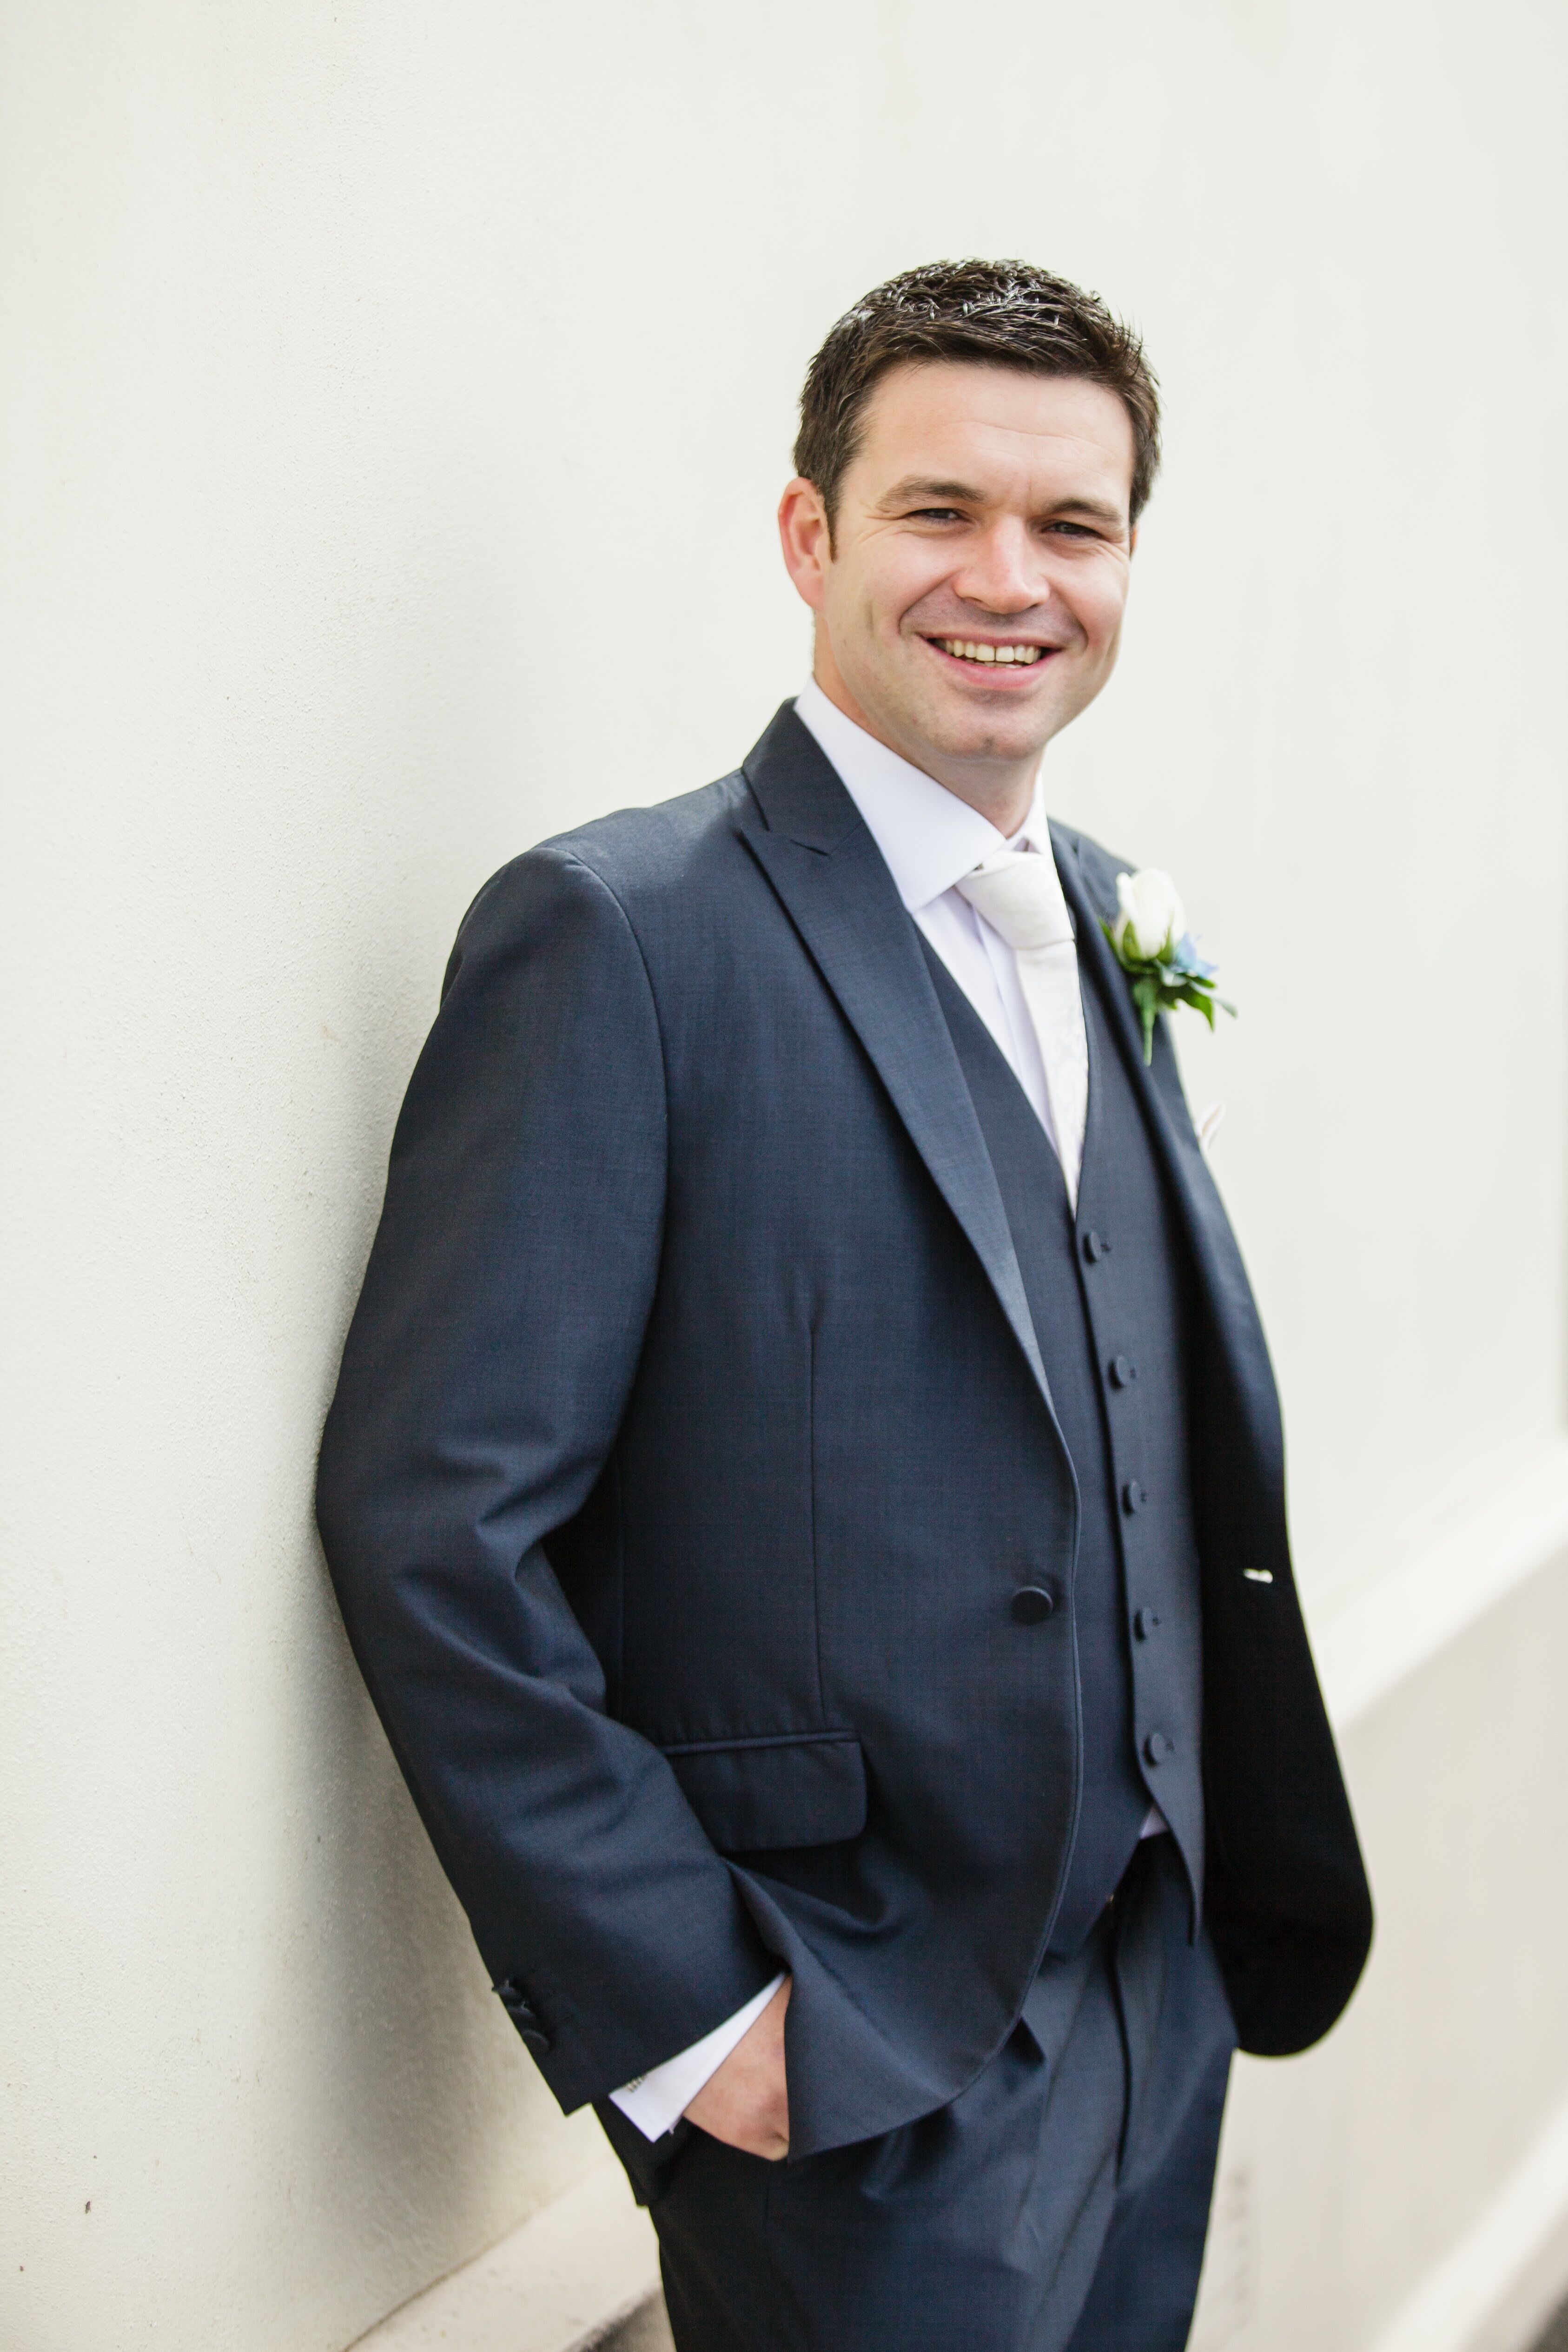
[1103,869,1236,1065]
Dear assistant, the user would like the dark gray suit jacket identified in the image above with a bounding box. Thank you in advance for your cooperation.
[317,703,1372,2159]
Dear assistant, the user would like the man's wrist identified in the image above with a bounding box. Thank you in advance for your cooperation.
[609,1971,787,2142]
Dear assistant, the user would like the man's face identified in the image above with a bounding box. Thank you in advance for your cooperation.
[779,361,1137,803]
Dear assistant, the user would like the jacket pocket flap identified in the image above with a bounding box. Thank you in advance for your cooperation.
[664,1732,867,1853]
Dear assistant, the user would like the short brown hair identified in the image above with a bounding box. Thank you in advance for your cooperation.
[794,258,1160,529]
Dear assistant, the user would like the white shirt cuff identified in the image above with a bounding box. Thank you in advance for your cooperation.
[608,1972,787,2143]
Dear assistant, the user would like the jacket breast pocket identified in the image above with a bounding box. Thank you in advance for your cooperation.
[662,1731,867,1854]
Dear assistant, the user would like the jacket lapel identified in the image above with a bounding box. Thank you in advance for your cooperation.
[737,705,1052,1410]
[1052,824,1285,1474]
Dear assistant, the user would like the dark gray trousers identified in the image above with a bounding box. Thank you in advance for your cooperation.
[636,1840,1235,2352]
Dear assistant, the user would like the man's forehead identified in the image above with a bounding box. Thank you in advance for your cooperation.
[854,360,1134,496]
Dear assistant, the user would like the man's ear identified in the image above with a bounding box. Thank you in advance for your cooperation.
[777,477,832,612]
[1128,523,1138,557]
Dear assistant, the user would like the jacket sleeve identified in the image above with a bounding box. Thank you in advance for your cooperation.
[316,844,778,2113]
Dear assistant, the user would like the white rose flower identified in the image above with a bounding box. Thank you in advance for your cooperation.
[1113,868,1185,961]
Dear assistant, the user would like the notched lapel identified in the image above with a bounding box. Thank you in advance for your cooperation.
[739,706,1052,1409]
[1053,825,1282,1455]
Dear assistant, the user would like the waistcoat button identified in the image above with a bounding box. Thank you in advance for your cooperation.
[1108,1354,1137,1388]
[1134,1608,1161,1638]
[518,2025,553,2055]
[1083,1230,1111,1262]
[1010,1585,1056,1624]
[1121,1480,1146,1514]
[1143,1731,1174,1766]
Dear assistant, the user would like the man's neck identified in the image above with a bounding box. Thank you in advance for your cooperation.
[809,659,1039,839]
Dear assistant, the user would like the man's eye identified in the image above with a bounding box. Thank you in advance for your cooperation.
[1047,521,1098,538]
[908,507,965,523]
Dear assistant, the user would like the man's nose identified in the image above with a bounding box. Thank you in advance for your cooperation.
[952,521,1050,614]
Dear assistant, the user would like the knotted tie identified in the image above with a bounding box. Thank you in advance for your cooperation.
[956,849,1089,1208]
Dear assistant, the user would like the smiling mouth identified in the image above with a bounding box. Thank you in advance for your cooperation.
[926,637,1054,672]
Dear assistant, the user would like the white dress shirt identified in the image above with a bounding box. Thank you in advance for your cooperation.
[795,677,1079,1177]
[610,679,1158,2142]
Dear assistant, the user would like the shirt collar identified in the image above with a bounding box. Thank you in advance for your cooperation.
[793,677,1051,912]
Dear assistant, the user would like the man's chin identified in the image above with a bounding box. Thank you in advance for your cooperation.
[840,663,1067,775]
[912,693,1061,771]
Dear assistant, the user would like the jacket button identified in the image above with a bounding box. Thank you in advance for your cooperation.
[1134,1607,1161,1639]
[518,2026,553,2055]
[495,1977,546,2039]
[1122,1480,1146,1514]
[1083,1230,1111,1263]
[1108,1354,1137,1388]
[1011,1585,1055,1624]
[1143,1731,1174,1766]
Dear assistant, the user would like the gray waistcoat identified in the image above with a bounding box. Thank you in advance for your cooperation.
[921,937,1206,1952]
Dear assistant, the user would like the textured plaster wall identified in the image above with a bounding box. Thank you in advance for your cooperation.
[1192,1536,1568,2352]
[1,2,1564,2347]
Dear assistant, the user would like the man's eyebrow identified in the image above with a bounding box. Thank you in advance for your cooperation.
[877,476,1127,526]
[877,476,987,507]
[1051,496,1126,525]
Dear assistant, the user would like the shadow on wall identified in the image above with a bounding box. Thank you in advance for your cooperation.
[599,2301,675,2352]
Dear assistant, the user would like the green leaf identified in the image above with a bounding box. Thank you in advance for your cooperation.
[1111,926,1235,1053]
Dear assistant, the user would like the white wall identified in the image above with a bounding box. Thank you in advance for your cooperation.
[2,4,1564,2347]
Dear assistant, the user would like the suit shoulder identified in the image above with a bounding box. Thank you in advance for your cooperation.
[466,771,751,933]
[542,771,750,899]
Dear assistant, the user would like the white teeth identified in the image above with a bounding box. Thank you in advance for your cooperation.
[938,639,1044,665]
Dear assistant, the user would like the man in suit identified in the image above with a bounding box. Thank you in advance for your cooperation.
[318,259,1371,2351]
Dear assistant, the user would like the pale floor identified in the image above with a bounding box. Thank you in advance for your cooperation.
[606,2287,1568,2352]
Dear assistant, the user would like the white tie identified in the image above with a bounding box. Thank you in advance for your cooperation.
[956,850,1089,1209]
